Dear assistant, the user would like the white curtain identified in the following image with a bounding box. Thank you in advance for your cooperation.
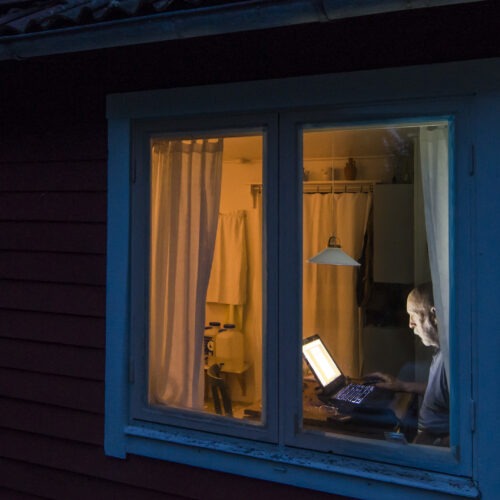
[149,139,223,409]
[419,126,450,378]
[413,135,432,285]
[303,192,372,377]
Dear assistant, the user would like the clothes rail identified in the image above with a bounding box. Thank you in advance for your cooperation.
[249,180,380,207]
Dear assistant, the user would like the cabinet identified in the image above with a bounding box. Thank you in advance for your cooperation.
[373,184,413,284]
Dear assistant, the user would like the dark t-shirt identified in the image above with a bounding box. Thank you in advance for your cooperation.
[418,349,449,435]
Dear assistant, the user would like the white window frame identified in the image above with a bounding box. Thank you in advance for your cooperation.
[129,115,280,442]
[105,60,500,498]
[280,110,462,473]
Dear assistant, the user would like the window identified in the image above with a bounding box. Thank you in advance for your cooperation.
[130,128,272,438]
[300,123,450,449]
[147,135,264,420]
[106,63,481,497]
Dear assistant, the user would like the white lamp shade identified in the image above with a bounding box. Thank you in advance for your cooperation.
[308,245,360,266]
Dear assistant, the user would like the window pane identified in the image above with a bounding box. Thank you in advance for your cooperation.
[301,124,450,447]
[148,134,264,423]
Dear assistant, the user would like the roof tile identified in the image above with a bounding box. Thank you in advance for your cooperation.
[0,0,234,36]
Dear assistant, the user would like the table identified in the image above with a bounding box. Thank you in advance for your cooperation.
[205,358,251,396]
[244,379,418,441]
[302,379,418,439]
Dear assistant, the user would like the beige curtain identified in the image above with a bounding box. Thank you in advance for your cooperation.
[243,194,263,402]
[149,139,223,409]
[303,192,372,378]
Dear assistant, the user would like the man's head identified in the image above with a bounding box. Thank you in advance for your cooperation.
[406,283,439,348]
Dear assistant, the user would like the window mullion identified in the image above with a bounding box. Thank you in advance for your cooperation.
[278,112,304,446]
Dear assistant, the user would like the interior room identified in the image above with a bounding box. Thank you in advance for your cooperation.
[147,124,445,428]
[300,125,433,435]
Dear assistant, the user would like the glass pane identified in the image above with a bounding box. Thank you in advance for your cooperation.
[148,133,264,423]
[302,123,450,447]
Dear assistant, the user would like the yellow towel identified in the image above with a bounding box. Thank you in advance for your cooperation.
[207,211,247,305]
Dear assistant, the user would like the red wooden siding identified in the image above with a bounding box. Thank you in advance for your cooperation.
[1,2,499,498]
[0,222,106,254]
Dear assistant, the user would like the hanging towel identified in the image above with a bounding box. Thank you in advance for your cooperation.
[207,211,248,305]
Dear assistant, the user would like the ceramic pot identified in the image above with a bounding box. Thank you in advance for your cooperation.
[344,158,357,180]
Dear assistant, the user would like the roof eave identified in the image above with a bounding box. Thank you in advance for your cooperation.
[0,0,487,61]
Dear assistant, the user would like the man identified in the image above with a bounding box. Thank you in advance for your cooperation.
[372,283,449,445]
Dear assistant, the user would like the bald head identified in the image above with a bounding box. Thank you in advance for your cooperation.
[408,283,434,310]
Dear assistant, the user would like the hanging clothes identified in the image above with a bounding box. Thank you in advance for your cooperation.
[207,210,248,305]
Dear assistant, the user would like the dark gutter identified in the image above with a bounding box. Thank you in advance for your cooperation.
[0,0,486,61]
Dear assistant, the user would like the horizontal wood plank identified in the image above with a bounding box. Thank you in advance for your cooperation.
[0,251,106,286]
[0,222,106,254]
[0,124,107,163]
[0,310,104,348]
[0,338,104,381]
[0,458,183,500]
[0,192,106,223]
[0,281,105,317]
[0,368,103,413]
[0,398,103,446]
[0,486,47,500]
[0,431,341,500]
[0,161,106,192]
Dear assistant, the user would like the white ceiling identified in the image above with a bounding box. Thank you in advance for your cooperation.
[223,126,419,163]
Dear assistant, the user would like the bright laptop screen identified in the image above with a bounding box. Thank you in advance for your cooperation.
[302,337,341,387]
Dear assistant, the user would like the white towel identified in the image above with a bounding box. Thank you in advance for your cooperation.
[207,211,247,305]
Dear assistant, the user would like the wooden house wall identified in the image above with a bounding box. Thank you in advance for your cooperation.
[0,3,499,499]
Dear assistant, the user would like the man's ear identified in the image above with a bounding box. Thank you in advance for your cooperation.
[430,306,438,326]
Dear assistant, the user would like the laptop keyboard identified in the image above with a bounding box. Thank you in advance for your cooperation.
[335,384,374,404]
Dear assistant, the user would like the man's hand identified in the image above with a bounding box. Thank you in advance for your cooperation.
[364,372,426,394]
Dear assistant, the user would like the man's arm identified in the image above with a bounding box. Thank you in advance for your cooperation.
[367,372,426,395]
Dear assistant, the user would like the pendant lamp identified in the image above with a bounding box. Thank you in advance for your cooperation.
[308,236,360,267]
[306,150,359,266]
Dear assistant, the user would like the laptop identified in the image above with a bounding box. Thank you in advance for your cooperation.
[302,334,395,419]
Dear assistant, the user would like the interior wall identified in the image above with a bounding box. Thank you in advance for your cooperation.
[219,160,260,213]
[303,157,390,183]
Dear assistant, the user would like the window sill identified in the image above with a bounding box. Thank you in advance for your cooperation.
[116,424,479,499]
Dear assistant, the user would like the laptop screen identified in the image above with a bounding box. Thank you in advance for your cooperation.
[302,335,342,387]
